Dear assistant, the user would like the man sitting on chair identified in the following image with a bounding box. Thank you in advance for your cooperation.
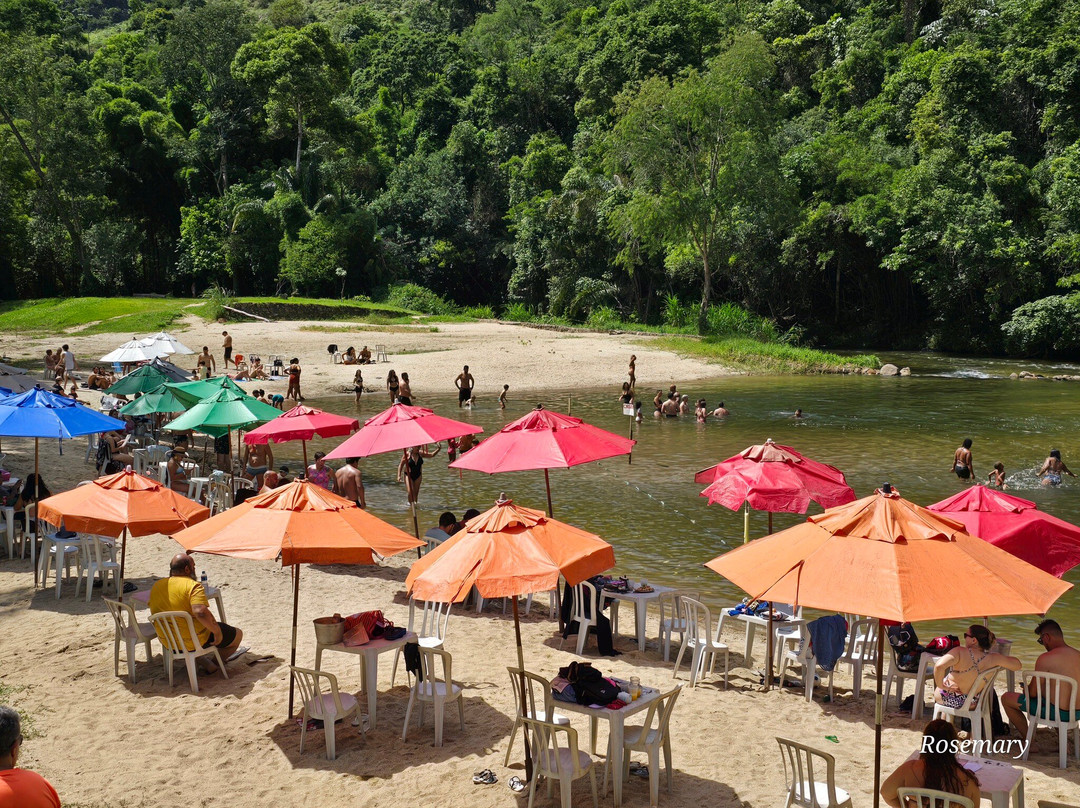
[1002,619,1080,737]
[150,553,243,672]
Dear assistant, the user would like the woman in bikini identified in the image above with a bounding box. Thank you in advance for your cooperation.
[396,444,441,505]
[1038,449,1075,486]
[933,624,1020,708]
[285,358,302,401]
[352,368,364,405]
[627,354,636,389]
[386,369,399,404]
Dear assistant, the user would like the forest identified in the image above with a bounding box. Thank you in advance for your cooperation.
[2,0,1080,356]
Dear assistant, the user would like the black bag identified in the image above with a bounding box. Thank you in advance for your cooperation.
[104,460,124,474]
[560,662,620,706]
[887,622,926,672]
[95,439,111,472]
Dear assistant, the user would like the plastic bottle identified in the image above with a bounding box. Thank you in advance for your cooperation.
[200,570,208,589]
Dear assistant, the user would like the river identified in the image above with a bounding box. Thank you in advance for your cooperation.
[284,352,1080,665]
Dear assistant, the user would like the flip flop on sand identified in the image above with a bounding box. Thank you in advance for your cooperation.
[508,776,526,793]
[227,645,249,662]
[629,762,649,778]
[472,769,497,785]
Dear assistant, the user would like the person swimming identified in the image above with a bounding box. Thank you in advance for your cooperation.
[952,438,974,481]
[1039,449,1075,486]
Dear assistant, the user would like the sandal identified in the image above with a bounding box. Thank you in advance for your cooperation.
[509,776,526,793]
[472,769,497,785]
[629,763,649,778]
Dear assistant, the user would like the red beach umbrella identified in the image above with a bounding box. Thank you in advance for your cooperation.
[927,485,1080,577]
[243,405,359,470]
[448,404,635,515]
[324,402,481,460]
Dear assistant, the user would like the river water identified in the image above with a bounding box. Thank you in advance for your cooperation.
[284,352,1080,665]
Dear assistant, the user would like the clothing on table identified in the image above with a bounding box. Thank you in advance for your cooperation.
[149,577,210,650]
[806,614,848,671]
[0,768,61,808]
[306,464,333,490]
[560,581,618,656]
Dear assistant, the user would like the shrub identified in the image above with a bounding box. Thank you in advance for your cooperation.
[663,293,693,328]
[201,285,235,320]
[586,305,620,329]
[1001,294,1080,357]
[462,304,495,319]
[704,302,779,341]
[502,302,535,321]
[383,283,456,315]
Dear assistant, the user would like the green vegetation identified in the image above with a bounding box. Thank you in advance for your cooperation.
[5,0,1080,356]
[0,298,200,335]
[655,336,880,374]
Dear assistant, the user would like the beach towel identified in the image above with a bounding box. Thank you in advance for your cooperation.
[807,614,848,671]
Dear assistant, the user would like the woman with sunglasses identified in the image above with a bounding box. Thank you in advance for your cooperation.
[932,624,1020,709]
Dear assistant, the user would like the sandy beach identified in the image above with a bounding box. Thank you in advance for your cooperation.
[1,318,1079,808]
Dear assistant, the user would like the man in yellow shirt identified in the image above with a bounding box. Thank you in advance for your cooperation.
[149,553,243,671]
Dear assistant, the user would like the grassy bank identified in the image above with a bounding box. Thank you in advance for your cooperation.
[0,297,205,335]
[654,335,880,373]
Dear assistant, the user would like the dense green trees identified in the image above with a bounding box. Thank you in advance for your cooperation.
[4,0,1080,355]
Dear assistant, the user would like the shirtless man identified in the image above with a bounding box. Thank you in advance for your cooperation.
[222,331,233,369]
[197,346,216,375]
[359,346,372,364]
[712,401,729,418]
[952,438,974,481]
[455,365,474,408]
[660,393,679,417]
[933,624,1020,709]
[335,457,366,508]
[1038,449,1075,487]
[1002,620,1080,738]
[243,442,273,489]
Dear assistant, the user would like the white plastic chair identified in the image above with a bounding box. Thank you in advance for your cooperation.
[375,344,388,363]
[423,527,449,555]
[291,665,363,760]
[776,736,852,808]
[1019,670,1080,769]
[657,590,698,662]
[777,622,833,702]
[505,667,570,766]
[84,432,98,464]
[390,598,452,686]
[524,588,559,619]
[608,685,682,807]
[932,667,1001,743]
[896,787,974,808]
[884,648,936,719]
[401,647,464,747]
[560,580,599,656]
[76,534,120,601]
[836,618,879,699]
[104,597,157,683]
[150,610,229,694]
[207,478,233,515]
[521,716,598,808]
[672,597,729,688]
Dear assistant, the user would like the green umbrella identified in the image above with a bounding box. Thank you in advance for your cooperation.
[118,384,189,417]
[106,365,170,396]
[166,376,247,408]
[165,387,282,480]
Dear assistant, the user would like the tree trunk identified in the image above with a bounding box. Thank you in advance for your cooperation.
[295,103,304,176]
[698,255,712,333]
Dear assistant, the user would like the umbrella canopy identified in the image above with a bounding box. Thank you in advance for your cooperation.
[0,388,125,439]
[244,405,358,446]
[706,487,1070,622]
[37,468,209,537]
[118,384,189,417]
[407,497,615,603]
[706,486,1071,808]
[148,357,192,383]
[106,364,171,397]
[927,485,1080,578]
[100,339,164,364]
[165,387,281,434]
[0,362,27,375]
[166,376,247,408]
[324,402,481,460]
[173,479,421,564]
[0,373,40,394]
[449,405,634,474]
[140,331,194,356]
[696,440,855,513]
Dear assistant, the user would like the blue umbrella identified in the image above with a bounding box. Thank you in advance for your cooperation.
[0,387,125,583]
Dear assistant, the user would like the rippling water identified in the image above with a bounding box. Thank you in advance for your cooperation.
[271,353,1080,665]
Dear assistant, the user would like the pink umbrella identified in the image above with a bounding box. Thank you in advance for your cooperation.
[927,485,1080,578]
[324,402,481,460]
[243,405,358,470]
[449,404,635,516]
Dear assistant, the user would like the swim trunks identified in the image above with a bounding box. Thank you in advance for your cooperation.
[397,396,412,406]
[458,386,472,403]
[246,465,268,476]
[1017,693,1080,721]
[1045,472,1062,486]
[954,464,971,479]
[201,622,238,649]
[224,347,232,360]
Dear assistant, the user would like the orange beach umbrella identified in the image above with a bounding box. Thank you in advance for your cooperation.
[36,468,210,589]
[172,480,422,715]
[705,486,1071,808]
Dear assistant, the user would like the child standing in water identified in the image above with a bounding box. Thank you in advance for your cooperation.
[988,462,1007,489]
[499,384,509,409]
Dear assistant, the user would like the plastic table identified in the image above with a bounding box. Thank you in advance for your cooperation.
[315,632,417,729]
[905,752,1023,808]
[599,582,675,653]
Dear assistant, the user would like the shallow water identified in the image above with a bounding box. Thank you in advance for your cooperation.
[272,352,1080,664]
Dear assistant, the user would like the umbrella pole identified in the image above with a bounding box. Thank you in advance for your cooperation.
[118,526,128,601]
[766,606,774,692]
[411,503,422,558]
[544,469,553,517]
[743,503,750,544]
[628,418,633,465]
[289,564,300,718]
[874,617,884,808]
[33,438,39,586]
[567,395,571,415]
[302,440,309,477]
[512,597,534,783]
[768,512,773,534]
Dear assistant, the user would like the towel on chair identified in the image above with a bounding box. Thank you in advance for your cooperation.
[807,614,848,671]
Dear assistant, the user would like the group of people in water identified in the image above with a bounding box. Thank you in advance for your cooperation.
[952,439,1075,488]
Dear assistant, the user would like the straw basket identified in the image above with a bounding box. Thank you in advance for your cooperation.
[313,615,345,645]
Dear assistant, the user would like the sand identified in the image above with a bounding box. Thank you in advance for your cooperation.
[1,318,1079,807]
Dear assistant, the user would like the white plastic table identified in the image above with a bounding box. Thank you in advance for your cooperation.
[600,582,675,653]
[314,632,417,729]
[905,752,1023,808]
[130,583,227,623]
[556,686,662,808]
[730,610,803,665]
[1,505,13,559]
